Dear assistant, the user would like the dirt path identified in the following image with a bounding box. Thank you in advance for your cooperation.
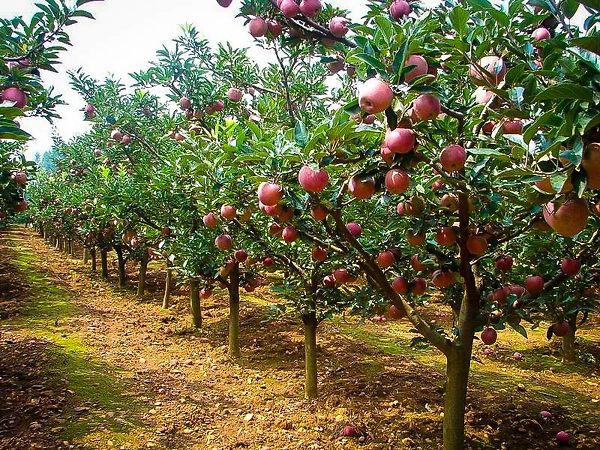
[1,227,600,449]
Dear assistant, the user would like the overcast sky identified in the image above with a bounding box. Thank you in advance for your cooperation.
[3,1,585,160]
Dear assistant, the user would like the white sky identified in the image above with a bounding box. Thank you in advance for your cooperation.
[3,1,586,160]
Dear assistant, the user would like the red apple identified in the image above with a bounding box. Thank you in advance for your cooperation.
[13,171,27,186]
[220,205,237,220]
[84,103,95,117]
[495,255,513,271]
[532,27,551,41]
[311,205,328,221]
[329,17,349,37]
[279,0,300,18]
[346,222,362,237]
[560,258,581,276]
[440,144,467,172]
[161,226,171,236]
[263,257,274,267]
[411,277,427,295]
[269,222,283,237]
[14,200,28,212]
[111,129,123,141]
[1,87,27,108]
[227,88,243,102]
[299,0,321,18]
[384,169,410,194]
[217,0,232,7]
[410,254,427,272]
[502,119,523,135]
[282,226,299,243]
[556,431,570,447]
[552,320,570,337]
[543,199,589,237]
[377,250,396,269]
[481,327,497,345]
[203,212,218,228]
[200,288,212,299]
[323,275,336,288]
[385,128,416,154]
[258,182,283,206]
[389,0,411,21]
[267,20,283,38]
[406,230,425,246]
[312,246,328,262]
[404,55,428,82]
[524,275,544,295]
[432,270,456,288]
[358,78,394,114]
[215,234,233,250]
[235,249,248,263]
[179,96,192,110]
[466,235,488,256]
[298,165,329,192]
[582,142,600,189]
[392,276,409,294]
[348,176,376,200]
[388,305,405,320]
[249,18,268,37]
[413,94,441,121]
[469,56,506,86]
[435,227,457,246]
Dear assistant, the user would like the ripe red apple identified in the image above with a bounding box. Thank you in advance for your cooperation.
[396,202,406,215]
[556,431,570,446]
[121,134,132,145]
[413,94,441,121]
[282,226,299,243]
[384,169,410,194]
[267,20,283,38]
[348,176,376,200]
[258,182,283,206]
[535,176,573,194]
[440,144,467,172]
[502,119,523,135]
[298,165,329,192]
[215,234,233,250]
[249,18,268,37]
[235,249,248,263]
[13,171,27,186]
[411,277,427,295]
[263,257,274,267]
[495,255,513,271]
[329,17,349,37]
[260,202,282,217]
[279,0,300,18]
[432,270,456,288]
[323,275,336,288]
[532,27,551,41]
[439,193,459,212]
[362,114,376,124]
[469,56,506,86]
[312,246,328,262]
[227,88,243,102]
[404,55,428,82]
[410,254,427,272]
[377,250,396,269]
[200,288,212,299]
[311,205,328,221]
[341,425,359,437]
[380,146,394,164]
[513,352,523,361]
[560,258,581,276]
[161,226,171,236]
[481,327,497,345]
[406,230,425,246]
[388,305,405,320]
[111,129,123,141]
[346,222,362,237]
[333,268,351,285]
[299,0,321,18]
[358,78,394,114]
[179,96,192,110]
[1,87,27,108]
[474,87,494,105]
[524,275,544,295]
[217,0,232,7]
[435,227,457,246]
[14,200,28,212]
[220,205,236,220]
[466,235,488,256]
[491,286,510,304]
[482,121,496,134]
[543,199,589,237]
[540,410,553,419]
[582,142,600,189]
[552,320,570,337]
[392,276,409,294]
[389,0,411,21]
[385,128,416,154]
[203,212,218,228]
[404,196,425,217]
[84,103,95,117]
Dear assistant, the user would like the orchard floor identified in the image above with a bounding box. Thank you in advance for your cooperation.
[1,227,599,450]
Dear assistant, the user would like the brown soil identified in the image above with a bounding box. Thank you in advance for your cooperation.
[1,227,599,449]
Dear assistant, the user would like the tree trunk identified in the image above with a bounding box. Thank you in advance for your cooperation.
[228,263,241,358]
[55,237,60,250]
[91,248,97,273]
[443,340,474,450]
[100,249,109,279]
[69,239,74,256]
[562,318,577,363]
[83,247,90,264]
[115,246,126,288]
[162,261,172,309]
[137,251,149,298]
[189,279,202,328]
[302,311,318,399]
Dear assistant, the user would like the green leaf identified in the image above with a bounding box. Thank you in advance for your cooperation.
[348,53,388,75]
[71,10,95,20]
[533,82,594,102]
[560,138,584,166]
[294,120,308,148]
[561,0,580,18]
[0,126,31,141]
[570,36,600,56]
[449,6,469,38]
[523,111,555,143]
[507,321,528,338]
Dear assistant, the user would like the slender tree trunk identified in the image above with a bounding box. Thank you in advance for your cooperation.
[162,261,172,309]
[189,279,202,328]
[55,237,60,250]
[443,344,473,450]
[100,249,109,279]
[302,311,318,399]
[91,248,97,273]
[228,263,241,358]
[68,239,74,256]
[137,251,149,298]
[562,317,577,363]
[115,246,126,288]
[83,247,90,264]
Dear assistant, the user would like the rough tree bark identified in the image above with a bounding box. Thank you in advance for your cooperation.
[302,310,318,400]
[227,263,241,358]
[189,279,202,328]
[137,251,149,298]
[562,315,578,363]
[162,260,172,309]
